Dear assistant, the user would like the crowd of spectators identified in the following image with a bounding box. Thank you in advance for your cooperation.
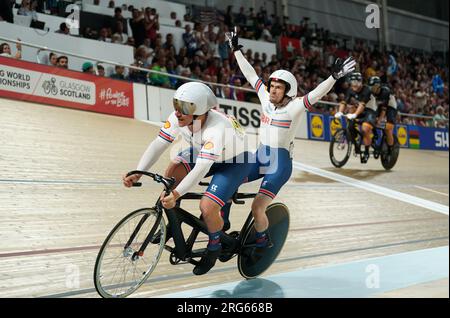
[0,1,447,127]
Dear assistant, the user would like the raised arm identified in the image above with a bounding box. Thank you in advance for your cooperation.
[226,27,266,95]
[307,57,356,105]
[234,50,260,89]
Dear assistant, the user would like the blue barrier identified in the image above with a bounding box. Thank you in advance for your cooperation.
[306,112,449,151]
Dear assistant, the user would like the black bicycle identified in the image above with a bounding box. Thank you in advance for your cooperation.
[93,170,290,298]
[329,117,400,170]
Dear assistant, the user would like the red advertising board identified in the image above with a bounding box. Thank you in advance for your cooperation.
[0,56,134,118]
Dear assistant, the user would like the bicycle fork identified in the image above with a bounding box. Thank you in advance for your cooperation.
[124,207,164,262]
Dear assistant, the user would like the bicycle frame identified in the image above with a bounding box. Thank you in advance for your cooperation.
[125,170,256,267]
[337,117,385,152]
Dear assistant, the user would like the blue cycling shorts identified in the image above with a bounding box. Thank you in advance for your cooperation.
[246,144,293,200]
[175,148,254,208]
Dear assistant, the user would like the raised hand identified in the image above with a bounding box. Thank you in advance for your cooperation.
[225,26,243,52]
[331,56,356,80]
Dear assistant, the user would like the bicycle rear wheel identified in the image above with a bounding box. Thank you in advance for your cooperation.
[381,136,400,171]
[94,208,166,298]
[238,203,289,279]
[329,129,352,168]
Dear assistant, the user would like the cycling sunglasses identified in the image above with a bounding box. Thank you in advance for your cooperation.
[173,98,197,115]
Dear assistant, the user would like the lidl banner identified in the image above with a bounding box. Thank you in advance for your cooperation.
[307,112,448,151]
[0,56,133,118]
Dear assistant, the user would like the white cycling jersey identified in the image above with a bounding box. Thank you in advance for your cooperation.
[235,51,337,151]
[136,109,247,196]
[159,109,247,162]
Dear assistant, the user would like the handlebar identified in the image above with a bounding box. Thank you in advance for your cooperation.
[126,170,175,195]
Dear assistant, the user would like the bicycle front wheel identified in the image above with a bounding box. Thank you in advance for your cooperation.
[329,129,352,168]
[94,208,166,298]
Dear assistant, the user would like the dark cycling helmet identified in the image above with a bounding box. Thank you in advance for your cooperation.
[368,76,381,87]
[348,72,363,82]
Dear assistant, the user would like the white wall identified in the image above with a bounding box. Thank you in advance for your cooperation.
[82,0,187,19]
[13,8,80,35]
[0,21,134,73]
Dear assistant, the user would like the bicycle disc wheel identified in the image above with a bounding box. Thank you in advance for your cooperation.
[381,136,400,171]
[238,203,290,279]
[329,129,352,168]
[94,208,166,298]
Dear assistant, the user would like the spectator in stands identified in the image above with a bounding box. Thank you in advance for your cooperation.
[98,27,111,42]
[175,20,182,27]
[127,63,147,83]
[183,24,197,57]
[144,7,159,46]
[0,0,14,23]
[112,21,128,44]
[0,41,22,59]
[162,33,176,54]
[82,61,95,75]
[83,27,97,39]
[56,55,68,69]
[166,59,178,88]
[176,56,191,77]
[97,64,105,77]
[93,0,100,5]
[231,78,245,101]
[183,13,192,22]
[17,0,38,21]
[126,37,135,47]
[365,60,378,79]
[217,33,229,60]
[150,56,170,88]
[194,22,207,47]
[235,7,246,28]
[108,1,115,9]
[112,7,127,34]
[129,8,146,48]
[110,65,126,80]
[48,52,57,66]
[433,106,448,128]
[224,5,233,28]
[432,72,445,96]
[259,27,273,42]
[170,11,177,20]
[55,22,70,35]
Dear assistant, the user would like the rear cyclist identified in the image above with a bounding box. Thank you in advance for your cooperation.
[368,76,398,153]
[227,28,355,256]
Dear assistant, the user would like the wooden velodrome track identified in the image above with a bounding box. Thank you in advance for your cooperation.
[0,97,448,298]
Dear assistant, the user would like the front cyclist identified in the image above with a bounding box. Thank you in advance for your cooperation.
[227,28,355,256]
[335,72,377,163]
[123,82,253,275]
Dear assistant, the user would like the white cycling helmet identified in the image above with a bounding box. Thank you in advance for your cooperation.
[268,70,297,98]
[173,82,217,116]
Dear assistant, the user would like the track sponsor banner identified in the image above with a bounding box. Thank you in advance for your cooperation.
[414,125,449,151]
[395,125,409,148]
[307,112,448,151]
[0,56,133,118]
[307,113,325,140]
